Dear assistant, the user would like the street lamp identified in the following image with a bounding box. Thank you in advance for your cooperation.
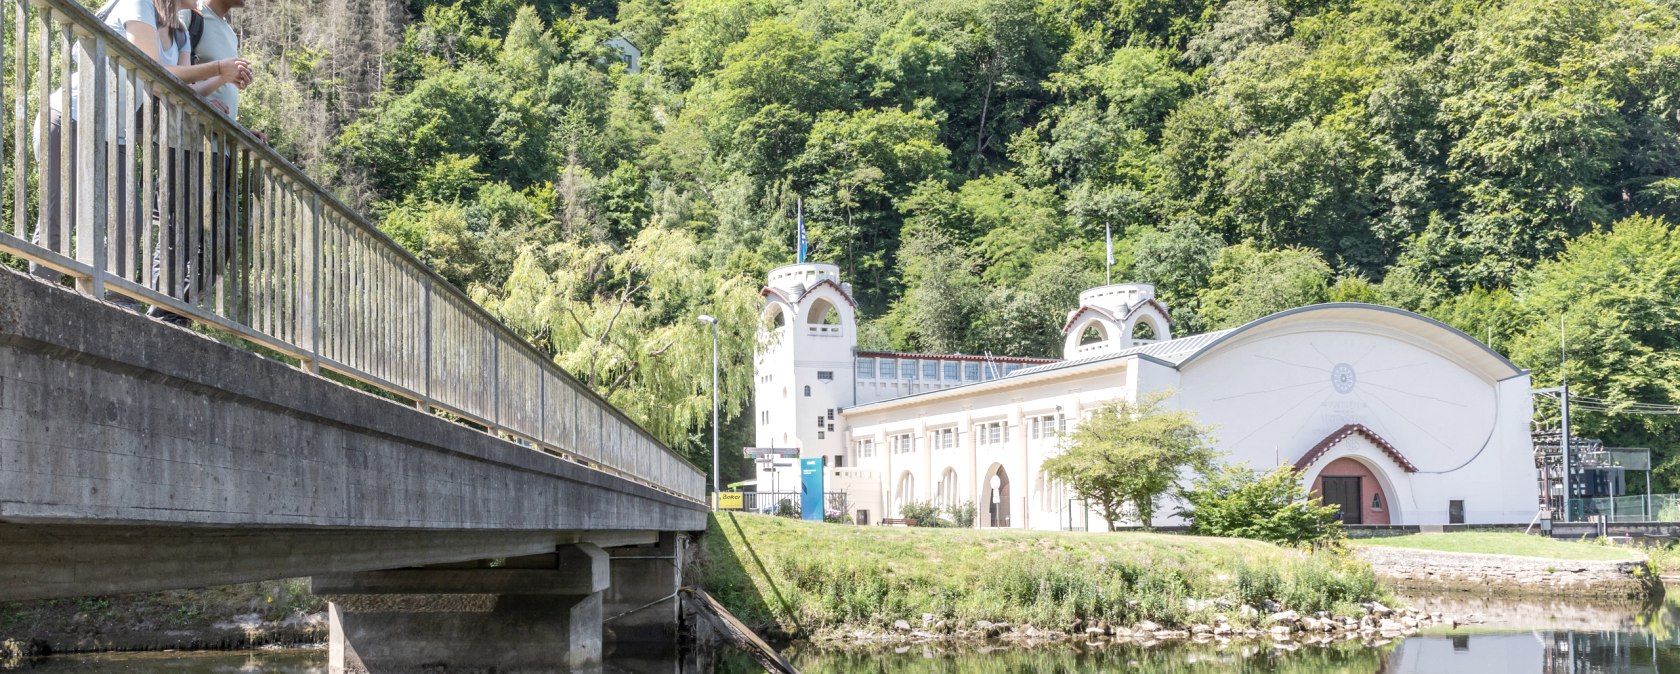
[698,314,720,511]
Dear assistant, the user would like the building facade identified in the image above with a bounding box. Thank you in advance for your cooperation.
[752,262,1538,528]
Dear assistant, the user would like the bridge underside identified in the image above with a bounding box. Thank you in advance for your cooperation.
[0,267,705,596]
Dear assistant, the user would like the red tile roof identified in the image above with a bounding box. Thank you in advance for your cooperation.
[1293,423,1419,473]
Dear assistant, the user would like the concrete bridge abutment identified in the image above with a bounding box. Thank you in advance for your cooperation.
[314,544,610,673]
[604,532,686,645]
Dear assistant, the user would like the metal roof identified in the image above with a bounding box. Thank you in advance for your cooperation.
[1002,330,1235,378]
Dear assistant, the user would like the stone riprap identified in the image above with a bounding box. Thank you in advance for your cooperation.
[1354,546,1657,597]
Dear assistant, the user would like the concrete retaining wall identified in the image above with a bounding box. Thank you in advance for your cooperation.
[1354,546,1658,598]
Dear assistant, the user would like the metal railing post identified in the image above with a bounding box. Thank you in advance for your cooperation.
[72,27,106,297]
[303,194,321,373]
[419,275,432,412]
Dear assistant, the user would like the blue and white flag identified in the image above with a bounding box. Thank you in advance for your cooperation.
[796,197,808,263]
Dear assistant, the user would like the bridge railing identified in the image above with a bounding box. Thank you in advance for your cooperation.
[0,0,706,503]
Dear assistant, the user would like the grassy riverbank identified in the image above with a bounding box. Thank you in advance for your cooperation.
[1355,533,1639,561]
[700,513,1388,635]
[0,580,324,657]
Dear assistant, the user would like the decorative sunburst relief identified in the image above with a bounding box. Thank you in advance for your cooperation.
[1182,330,1498,471]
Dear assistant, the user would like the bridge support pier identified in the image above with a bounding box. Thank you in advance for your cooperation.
[313,544,608,673]
[604,532,686,644]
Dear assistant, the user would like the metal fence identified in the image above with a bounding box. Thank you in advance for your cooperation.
[0,0,705,503]
[1575,494,1680,523]
[731,492,851,519]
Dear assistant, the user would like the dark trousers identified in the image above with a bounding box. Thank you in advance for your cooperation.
[31,109,236,312]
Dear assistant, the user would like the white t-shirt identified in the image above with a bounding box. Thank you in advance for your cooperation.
[179,2,237,119]
[55,0,191,140]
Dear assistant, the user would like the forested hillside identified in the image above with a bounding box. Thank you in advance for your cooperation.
[233,0,1680,484]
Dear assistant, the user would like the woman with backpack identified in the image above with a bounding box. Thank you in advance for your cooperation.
[31,0,250,318]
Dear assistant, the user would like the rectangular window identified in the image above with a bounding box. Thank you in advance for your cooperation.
[935,428,954,449]
[817,416,825,428]
[827,424,834,432]
[827,409,834,420]
[964,363,981,381]
[817,370,834,381]
[1030,418,1041,440]
[901,360,917,380]
[856,358,875,379]
[981,365,996,381]
[923,361,940,380]
[989,423,1002,444]
[879,359,896,379]
[944,362,960,380]
[818,431,825,440]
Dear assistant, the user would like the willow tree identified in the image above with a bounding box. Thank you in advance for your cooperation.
[1043,392,1218,530]
[477,226,762,465]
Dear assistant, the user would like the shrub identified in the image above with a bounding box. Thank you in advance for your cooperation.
[899,501,946,527]
[1177,463,1343,547]
[946,501,977,528]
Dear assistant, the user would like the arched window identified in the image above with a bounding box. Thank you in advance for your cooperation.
[895,472,916,515]
[1131,320,1156,341]
[768,305,786,329]
[1078,322,1107,346]
[939,468,959,508]
[803,385,811,397]
[808,298,842,325]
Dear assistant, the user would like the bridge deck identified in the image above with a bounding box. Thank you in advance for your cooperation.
[0,268,705,599]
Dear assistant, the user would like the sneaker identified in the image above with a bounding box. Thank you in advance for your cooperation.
[146,306,193,327]
[104,293,144,312]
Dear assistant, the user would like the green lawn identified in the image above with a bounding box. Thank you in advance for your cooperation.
[1355,532,1638,561]
[700,513,1388,634]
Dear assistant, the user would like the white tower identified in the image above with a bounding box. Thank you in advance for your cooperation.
[1061,283,1173,359]
[753,263,858,493]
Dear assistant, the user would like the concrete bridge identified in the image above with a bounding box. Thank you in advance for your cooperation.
[0,1,710,670]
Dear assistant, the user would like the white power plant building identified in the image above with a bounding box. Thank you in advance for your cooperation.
[751,262,1537,529]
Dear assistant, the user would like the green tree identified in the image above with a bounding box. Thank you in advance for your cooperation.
[1177,464,1343,546]
[1042,392,1218,529]
[478,226,763,463]
[1199,242,1331,329]
[1509,216,1680,484]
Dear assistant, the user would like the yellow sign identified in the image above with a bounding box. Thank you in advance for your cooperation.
[716,492,744,510]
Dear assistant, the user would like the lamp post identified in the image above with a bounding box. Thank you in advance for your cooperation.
[698,314,720,511]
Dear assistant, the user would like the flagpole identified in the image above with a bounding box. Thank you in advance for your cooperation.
[1105,223,1113,285]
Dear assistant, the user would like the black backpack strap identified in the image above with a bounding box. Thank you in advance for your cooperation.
[187,10,204,62]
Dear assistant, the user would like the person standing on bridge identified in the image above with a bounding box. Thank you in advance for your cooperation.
[31,0,250,312]
[144,0,258,325]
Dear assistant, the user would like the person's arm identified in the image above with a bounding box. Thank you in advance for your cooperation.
[124,20,246,89]
[174,50,237,96]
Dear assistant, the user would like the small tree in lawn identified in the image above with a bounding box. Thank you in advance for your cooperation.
[1177,463,1343,547]
[1042,392,1217,530]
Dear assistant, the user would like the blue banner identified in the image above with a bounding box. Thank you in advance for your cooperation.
[800,457,824,521]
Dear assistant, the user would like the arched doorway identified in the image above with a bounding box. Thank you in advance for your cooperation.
[981,464,1011,528]
[1311,457,1392,525]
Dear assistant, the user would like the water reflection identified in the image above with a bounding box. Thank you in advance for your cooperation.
[772,630,1680,673]
[12,595,1680,673]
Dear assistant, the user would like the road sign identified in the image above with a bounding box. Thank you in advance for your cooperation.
[744,447,799,458]
[715,492,744,510]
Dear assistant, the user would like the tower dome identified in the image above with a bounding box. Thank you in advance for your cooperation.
[1061,283,1172,359]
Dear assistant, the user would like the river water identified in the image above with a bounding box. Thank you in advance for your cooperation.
[10,594,1679,673]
